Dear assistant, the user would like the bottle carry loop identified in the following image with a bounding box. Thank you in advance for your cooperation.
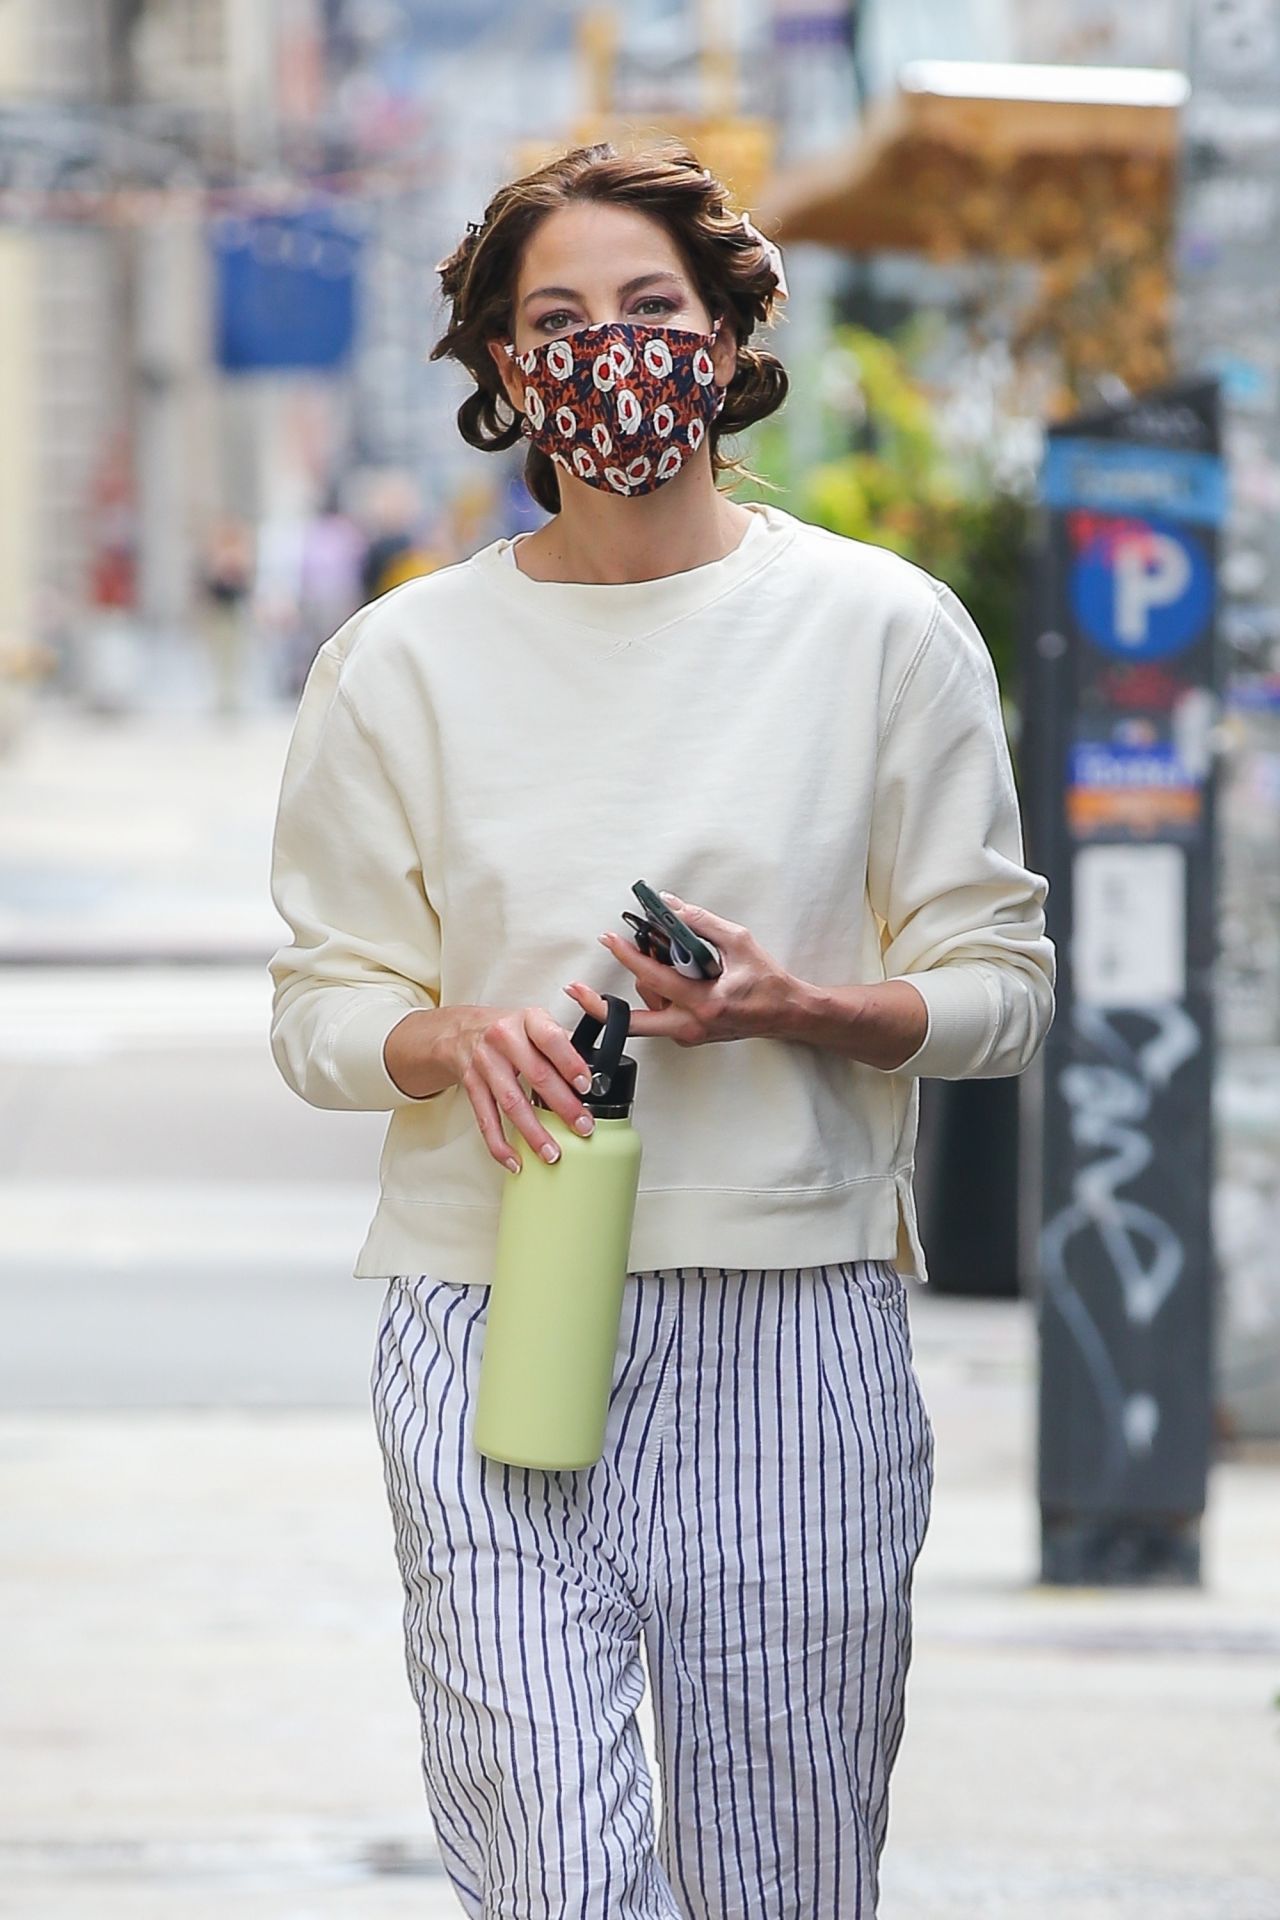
[571,993,631,1098]
[531,994,637,1117]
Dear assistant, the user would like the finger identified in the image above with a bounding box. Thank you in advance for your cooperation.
[526,1006,596,1097]
[659,891,739,940]
[624,1005,692,1038]
[504,1019,595,1134]
[463,1071,523,1174]
[599,930,698,1005]
[478,1051,566,1163]
[562,980,609,1021]
[598,931,646,977]
[565,982,682,1040]
[561,983,620,1042]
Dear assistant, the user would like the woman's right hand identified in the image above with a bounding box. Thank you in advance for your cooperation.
[386,1004,597,1173]
[385,1006,602,1167]
[455,1006,601,1173]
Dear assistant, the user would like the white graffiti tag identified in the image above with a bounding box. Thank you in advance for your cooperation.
[1040,1002,1202,1477]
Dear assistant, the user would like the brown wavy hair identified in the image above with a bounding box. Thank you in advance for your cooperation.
[431,141,788,515]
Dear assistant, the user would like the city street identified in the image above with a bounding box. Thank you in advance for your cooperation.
[6,2,1280,1914]
[4,1306,1278,1919]
[2,701,1279,1918]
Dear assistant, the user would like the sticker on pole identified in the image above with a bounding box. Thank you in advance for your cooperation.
[1073,843,1186,1007]
[1067,738,1203,839]
[1070,515,1213,661]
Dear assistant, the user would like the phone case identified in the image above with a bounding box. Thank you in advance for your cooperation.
[631,880,723,979]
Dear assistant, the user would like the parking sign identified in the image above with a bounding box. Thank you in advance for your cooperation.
[1070,516,1214,661]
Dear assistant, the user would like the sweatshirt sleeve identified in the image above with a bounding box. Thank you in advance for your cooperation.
[268,637,445,1111]
[866,580,1056,1080]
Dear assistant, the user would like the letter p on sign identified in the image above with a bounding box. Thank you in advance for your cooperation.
[1072,514,1213,662]
[1115,531,1192,646]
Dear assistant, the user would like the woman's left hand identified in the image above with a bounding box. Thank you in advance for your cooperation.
[564,892,796,1048]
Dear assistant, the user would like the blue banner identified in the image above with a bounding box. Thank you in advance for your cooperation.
[212,206,363,374]
[1042,437,1227,528]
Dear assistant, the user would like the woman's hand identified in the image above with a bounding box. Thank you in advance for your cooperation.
[453,1006,602,1172]
[565,891,796,1048]
[387,1003,597,1172]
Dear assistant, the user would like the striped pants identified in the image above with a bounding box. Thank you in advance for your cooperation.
[370,1261,934,1920]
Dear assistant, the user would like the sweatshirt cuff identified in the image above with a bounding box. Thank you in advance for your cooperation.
[328,991,445,1109]
[885,965,998,1079]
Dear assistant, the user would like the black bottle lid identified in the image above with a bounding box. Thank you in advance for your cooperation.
[534,992,634,1119]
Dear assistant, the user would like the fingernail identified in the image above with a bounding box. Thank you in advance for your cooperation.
[505,1156,520,1174]
[597,934,611,947]
[574,1114,594,1136]
[574,1073,592,1092]
[540,1142,560,1164]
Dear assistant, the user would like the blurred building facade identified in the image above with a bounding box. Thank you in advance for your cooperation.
[1177,0,1280,1435]
[0,0,296,667]
[0,0,868,665]
[0,2,128,667]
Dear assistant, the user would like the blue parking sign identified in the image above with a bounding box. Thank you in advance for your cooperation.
[1070,516,1213,661]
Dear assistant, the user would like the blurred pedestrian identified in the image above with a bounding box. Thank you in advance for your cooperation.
[196,515,255,721]
[284,485,367,699]
[358,469,448,601]
[80,433,143,716]
[268,140,1054,1918]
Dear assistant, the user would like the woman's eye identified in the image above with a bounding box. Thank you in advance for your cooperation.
[536,310,574,333]
[634,297,676,317]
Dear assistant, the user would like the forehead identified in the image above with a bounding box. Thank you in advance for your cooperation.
[516,202,689,294]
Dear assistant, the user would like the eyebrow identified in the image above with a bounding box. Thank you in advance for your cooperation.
[520,271,684,309]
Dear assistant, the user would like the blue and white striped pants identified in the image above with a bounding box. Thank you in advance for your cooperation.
[370,1260,934,1920]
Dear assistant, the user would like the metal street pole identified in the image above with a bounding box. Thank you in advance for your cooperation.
[1028,383,1225,1585]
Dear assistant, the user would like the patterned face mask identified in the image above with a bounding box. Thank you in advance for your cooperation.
[503,318,726,497]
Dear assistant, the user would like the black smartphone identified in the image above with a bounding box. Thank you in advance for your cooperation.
[627,880,723,980]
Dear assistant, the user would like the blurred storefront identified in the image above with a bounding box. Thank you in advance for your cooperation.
[1177,0,1280,1438]
[0,0,585,702]
[756,60,1184,408]
[751,37,1280,1434]
[1013,0,1184,70]
[0,2,130,718]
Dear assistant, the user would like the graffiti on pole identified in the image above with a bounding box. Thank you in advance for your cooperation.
[1040,1000,1202,1496]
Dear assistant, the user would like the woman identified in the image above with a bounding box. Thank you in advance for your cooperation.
[268,142,1054,1919]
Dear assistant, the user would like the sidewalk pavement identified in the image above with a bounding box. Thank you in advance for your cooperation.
[3,1290,1277,1920]
[0,696,294,963]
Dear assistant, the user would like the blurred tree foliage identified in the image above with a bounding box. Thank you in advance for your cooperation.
[736,324,1032,709]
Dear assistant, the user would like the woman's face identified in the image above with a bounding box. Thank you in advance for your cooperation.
[488,201,737,419]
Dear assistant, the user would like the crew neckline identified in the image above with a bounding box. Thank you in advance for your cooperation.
[471,501,799,641]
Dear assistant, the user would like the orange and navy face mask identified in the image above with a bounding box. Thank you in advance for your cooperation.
[504,318,726,497]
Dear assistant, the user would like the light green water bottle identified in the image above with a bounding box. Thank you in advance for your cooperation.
[473,994,642,1471]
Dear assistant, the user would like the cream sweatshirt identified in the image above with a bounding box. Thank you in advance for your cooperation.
[268,501,1054,1285]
